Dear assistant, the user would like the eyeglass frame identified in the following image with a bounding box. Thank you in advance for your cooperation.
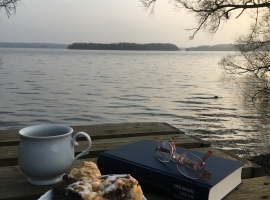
[155,137,212,179]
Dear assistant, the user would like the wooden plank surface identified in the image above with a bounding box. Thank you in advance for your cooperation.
[226,176,270,200]
[0,159,100,200]
[0,123,268,200]
[0,122,184,146]
[0,146,263,200]
[0,133,210,167]
[0,138,259,178]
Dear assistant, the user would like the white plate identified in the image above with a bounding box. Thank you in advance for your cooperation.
[38,189,53,200]
[38,189,147,200]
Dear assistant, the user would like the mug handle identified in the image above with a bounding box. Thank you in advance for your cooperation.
[71,132,92,164]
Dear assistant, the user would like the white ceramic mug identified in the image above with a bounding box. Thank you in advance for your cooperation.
[18,124,92,185]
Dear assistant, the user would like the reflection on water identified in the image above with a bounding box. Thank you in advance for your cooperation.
[229,75,270,156]
[0,48,269,156]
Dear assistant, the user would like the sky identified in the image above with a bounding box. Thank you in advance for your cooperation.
[0,0,252,48]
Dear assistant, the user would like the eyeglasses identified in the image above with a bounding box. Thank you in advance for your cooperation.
[155,137,212,179]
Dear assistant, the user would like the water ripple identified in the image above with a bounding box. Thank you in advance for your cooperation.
[0,48,269,156]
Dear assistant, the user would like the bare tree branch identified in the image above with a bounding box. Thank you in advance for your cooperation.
[0,0,20,18]
[140,0,270,38]
[139,0,156,14]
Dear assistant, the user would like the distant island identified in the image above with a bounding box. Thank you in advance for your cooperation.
[68,42,179,51]
[0,42,68,49]
[185,44,236,51]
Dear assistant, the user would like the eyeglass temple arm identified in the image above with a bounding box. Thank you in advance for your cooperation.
[202,170,211,179]
[155,146,170,154]
[201,150,212,162]
[171,137,177,152]
[180,157,212,179]
[200,150,212,179]
[171,137,176,150]
[185,159,212,179]
[171,137,212,162]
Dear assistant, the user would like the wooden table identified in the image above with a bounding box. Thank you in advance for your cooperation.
[0,122,269,200]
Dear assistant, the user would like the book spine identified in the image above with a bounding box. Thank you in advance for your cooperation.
[97,153,210,200]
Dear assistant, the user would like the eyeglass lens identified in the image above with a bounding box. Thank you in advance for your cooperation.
[177,152,203,179]
[156,141,171,162]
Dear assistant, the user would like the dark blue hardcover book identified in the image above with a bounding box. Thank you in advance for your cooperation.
[97,139,244,200]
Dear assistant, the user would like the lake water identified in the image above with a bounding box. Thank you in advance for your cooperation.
[0,48,269,156]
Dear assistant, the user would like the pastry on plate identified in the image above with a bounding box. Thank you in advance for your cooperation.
[51,161,144,200]
[64,174,143,200]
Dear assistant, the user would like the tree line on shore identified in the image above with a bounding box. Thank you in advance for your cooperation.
[0,42,240,51]
[67,42,179,51]
[0,42,68,49]
[185,44,236,51]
